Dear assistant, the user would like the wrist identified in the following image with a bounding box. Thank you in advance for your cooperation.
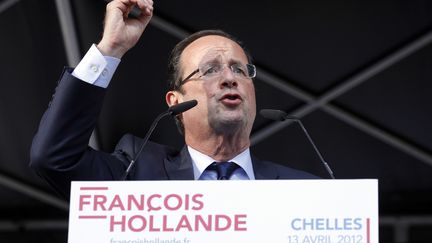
[96,40,126,59]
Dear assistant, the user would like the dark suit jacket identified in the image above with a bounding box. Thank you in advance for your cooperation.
[30,69,318,199]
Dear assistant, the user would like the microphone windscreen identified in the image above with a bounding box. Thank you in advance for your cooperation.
[259,109,288,121]
[168,100,198,116]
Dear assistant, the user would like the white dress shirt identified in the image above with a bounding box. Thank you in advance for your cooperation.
[188,146,255,180]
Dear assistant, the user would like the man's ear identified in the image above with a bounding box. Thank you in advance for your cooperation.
[166,90,186,135]
[166,91,182,107]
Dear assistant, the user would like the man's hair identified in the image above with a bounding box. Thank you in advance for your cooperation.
[166,30,253,135]
[167,29,253,92]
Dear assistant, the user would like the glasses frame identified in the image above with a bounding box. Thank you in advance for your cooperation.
[177,63,256,89]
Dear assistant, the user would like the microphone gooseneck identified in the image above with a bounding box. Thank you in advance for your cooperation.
[259,109,336,179]
[121,100,198,180]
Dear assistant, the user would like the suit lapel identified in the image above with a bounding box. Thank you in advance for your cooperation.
[252,156,280,179]
[163,146,194,180]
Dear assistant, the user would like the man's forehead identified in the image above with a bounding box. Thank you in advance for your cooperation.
[181,35,248,65]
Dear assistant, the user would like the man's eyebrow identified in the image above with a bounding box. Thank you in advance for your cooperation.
[228,58,246,65]
[233,59,243,64]
[198,54,221,65]
[202,58,220,65]
[198,54,245,66]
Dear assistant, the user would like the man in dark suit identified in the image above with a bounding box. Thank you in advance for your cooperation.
[30,0,317,199]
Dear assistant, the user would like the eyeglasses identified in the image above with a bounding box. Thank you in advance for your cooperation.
[179,62,256,87]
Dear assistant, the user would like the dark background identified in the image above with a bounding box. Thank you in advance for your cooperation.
[1,0,432,242]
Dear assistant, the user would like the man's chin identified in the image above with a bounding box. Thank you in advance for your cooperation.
[218,110,245,122]
[210,115,246,132]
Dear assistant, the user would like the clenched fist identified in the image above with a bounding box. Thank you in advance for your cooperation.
[97,0,154,58]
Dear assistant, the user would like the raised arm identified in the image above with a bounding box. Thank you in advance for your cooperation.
[29,0,153,198]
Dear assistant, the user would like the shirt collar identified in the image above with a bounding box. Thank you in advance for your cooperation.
[187,146,255,180]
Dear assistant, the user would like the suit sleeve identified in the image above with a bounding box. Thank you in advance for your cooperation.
[30,68,128,199]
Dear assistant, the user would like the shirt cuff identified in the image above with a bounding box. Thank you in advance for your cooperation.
[72,44,121,88]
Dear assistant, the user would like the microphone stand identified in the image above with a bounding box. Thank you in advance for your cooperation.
[121,100,198,180]
[260,109,335,179]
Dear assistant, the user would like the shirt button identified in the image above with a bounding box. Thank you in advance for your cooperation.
[90,64,99,73]
[102,68,108,77]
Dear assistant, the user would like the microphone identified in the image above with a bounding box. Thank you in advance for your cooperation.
[168,99,198,116]
[121,100,198,180]
[259,109,335,179]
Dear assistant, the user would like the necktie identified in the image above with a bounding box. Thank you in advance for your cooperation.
[208,162,239,180]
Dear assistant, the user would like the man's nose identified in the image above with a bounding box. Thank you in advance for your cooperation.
[219,67,238,88]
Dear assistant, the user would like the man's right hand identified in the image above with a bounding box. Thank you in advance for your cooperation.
[97,0,153,58]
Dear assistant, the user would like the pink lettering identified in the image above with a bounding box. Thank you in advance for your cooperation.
[147,194,162,211]
[93,195,107,211]
[164,194,182,210]
[184,194,190,210]
[128,215,147,232]
[162,215,174,232]
[234,214,247,231]
[79,195,91,211]
[191,194,204,210]
[108,195,125,211]
[215,215,231,231]
[195,214,212,231]
[110,215,126,232]
[149,215,160,232]
[175,215,193,231]
[127,194,145,210]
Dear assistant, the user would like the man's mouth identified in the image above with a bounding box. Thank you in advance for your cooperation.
[220,93,242,106]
